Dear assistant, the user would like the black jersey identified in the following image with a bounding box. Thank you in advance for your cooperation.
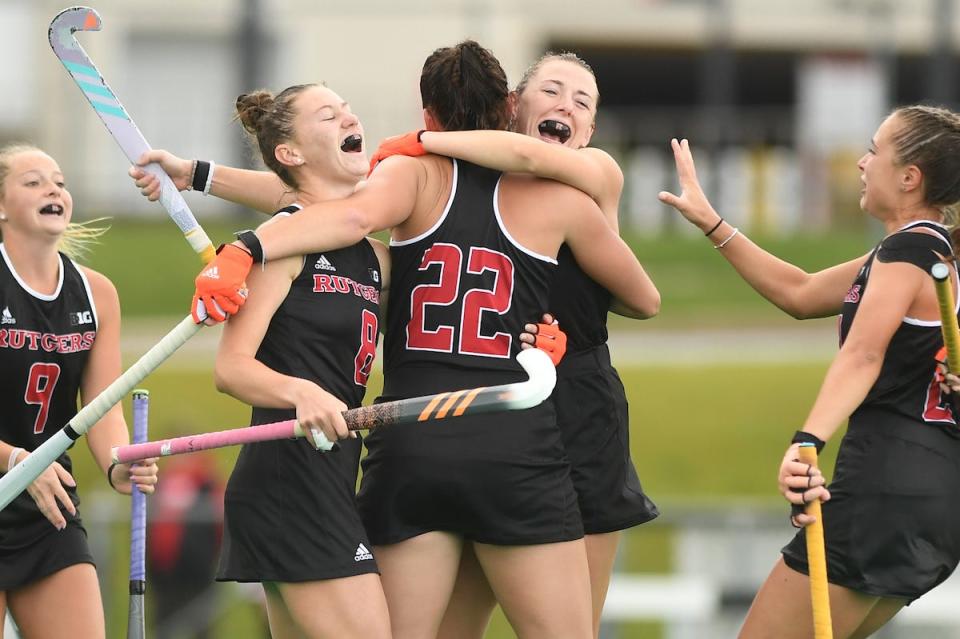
[0,244,97,539]
[382,160,556,397]
[549,245,610,353]
[839,221,958,429]
[251,206,382,424]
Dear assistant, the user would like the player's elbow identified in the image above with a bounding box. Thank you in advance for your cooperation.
[213,358,237,395]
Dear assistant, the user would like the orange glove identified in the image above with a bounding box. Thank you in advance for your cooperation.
[533,321,568,367]
[192,244,252,324]
[936,345,948,383]
[368,130,427,176]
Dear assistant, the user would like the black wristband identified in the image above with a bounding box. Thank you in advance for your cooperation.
[791,430,825,454]
[704,217,724,237]
[106,462,119,491]
[235,230,264,264]
[191,160,212,192]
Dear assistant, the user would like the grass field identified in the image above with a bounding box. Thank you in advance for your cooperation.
[64,218,864,637]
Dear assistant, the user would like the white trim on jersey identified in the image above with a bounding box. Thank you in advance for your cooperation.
[898,220,959,325]
[71,257,99,330]
[390,159,459,247]
[491,179,558,265]
[0,243,64,301]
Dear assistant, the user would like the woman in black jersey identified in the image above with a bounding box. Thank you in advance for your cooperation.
[207,85,393,638]
[661,105,960,638]
[0,145,158,638]
[370,52,659,638]
[187,41,659,639]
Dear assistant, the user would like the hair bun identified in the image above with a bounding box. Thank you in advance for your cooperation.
[235,90,275,134]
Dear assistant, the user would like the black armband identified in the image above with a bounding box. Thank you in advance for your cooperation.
[235,230,264,264]
[791,430,825,454]
[191,160,213,193]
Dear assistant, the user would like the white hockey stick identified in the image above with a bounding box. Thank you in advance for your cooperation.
[49,6,216,262]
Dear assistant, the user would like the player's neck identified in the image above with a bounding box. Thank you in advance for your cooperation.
[2,234,61,294]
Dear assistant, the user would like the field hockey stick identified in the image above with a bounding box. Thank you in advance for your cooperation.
[127,390,149,639]
[49,6,216,263]
[931,262,960,373]
[0,317,201,511]
[798,442,833,639]
[113,348,556,463]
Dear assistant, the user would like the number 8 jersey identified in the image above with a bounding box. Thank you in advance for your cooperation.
[0,243,97,531]
[383,160,557,398]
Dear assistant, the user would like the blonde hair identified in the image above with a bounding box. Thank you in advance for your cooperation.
[0,144,110,262]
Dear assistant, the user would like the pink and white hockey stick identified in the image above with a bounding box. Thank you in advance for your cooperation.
[113,349,556,464]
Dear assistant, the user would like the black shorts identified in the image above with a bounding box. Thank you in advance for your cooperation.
[217,435,378,583]
[555,345,659,534]
[0,519,94,590]
[358,400,583,546]
[782,408,960,602]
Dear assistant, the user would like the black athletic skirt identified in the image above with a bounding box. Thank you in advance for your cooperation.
[358,399,584,546]
[555,344,659,534]
[782,408,960,602]
[0,519,94,590]
[217,435,378,583]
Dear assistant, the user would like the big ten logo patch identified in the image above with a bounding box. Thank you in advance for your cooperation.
[70,311,93,326]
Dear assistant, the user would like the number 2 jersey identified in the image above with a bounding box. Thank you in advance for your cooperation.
[0,243,97,541]
[840,221,959,430]
[382,159,557,398]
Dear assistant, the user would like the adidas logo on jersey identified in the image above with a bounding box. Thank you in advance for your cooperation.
[314,255,336,271]
[1,307,14,325]
[354,543,373,562]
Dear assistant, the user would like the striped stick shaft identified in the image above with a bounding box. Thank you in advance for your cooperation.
[798,444,833,639]
[127,390,148,639]
[114,349,557,464]
[0,317,201,511]
[48,7,215,262]
[931,262,960,373]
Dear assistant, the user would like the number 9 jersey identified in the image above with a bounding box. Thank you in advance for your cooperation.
[0,244,97,536]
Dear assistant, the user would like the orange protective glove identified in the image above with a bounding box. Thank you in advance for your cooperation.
[533,321,568,367]
[192,244,252,324]
[936,345,948,384]
[368,130,426,176]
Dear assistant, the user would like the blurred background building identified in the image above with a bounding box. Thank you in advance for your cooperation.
[3,0,958,234]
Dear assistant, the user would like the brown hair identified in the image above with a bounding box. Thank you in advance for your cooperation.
[235,84,317,190]
[514,51,600,108]
[890,105,960,249]
[0,144,109,261]
[420,40,509,132]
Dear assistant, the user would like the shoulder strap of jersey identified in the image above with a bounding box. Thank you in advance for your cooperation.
[877,224,954,271]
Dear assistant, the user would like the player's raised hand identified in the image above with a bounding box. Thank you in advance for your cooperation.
[657,138,723,233]
[128,150,193,200]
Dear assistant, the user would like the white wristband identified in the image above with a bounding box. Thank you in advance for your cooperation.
[203,161,216,195]
[714,227,740,249]
[7,447,24,472]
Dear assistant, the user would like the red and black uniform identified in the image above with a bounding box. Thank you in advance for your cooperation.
[359,160,583,545]
[550,247,659,534]
[0,244,98,589]
[783,221,960,601]
[217,206,383,583]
